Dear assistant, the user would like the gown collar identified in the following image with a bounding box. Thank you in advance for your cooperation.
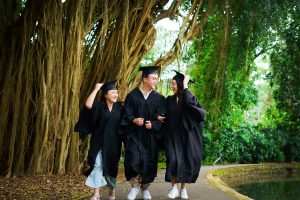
[138,86,153,100]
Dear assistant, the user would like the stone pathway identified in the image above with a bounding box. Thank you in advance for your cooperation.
[81,165,240,200]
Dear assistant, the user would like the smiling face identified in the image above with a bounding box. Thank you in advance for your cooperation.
[143,73,158,90]
[105,89,118,103]
[171,79,178,94]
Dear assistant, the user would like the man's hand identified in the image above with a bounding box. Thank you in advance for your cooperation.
[145,120,152,129]
[133,118,144,126]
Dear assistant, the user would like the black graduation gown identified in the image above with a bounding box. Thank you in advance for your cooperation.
[74,101,123,178]
[163,89,206,183]
[121,88,166,184]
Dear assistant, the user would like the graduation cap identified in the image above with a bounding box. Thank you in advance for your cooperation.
[139,66,159,77]
[172,70,194,84]
[101,80,117,94]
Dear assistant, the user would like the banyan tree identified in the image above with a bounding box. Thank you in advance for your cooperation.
[0,0,213,177]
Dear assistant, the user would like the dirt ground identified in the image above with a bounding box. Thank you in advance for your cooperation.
[0,169,126,200]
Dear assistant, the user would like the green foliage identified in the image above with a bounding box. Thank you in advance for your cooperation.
[268,5,300,161]
[188,0,265,131]
[141,0,299,164]
[187,0,300,163]
[203,123,286,165]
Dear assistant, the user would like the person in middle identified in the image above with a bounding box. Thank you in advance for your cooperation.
[121,66,166,200]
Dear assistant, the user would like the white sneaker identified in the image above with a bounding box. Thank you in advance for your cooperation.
[180,188,188,199]
[127,187,139,200]
[90,194,100,200]
[167,187,179,199]
[142,190,152,200]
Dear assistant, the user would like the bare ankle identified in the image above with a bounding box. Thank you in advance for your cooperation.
[109,188,115,196]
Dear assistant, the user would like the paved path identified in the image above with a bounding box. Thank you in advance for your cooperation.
[82,165,239,200]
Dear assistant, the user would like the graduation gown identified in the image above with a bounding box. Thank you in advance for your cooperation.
[74,101,123,177]
[121,87,166,184]
[163,89,206,183]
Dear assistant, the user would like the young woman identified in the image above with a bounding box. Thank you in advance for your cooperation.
[158,71,206,199]
[74,81,123,200]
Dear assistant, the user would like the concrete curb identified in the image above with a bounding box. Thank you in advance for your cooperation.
[206,169,253,200]
[206,163,300,200]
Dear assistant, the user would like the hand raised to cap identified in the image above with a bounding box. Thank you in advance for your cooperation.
[183,75,190,89]
[95,83,104,91]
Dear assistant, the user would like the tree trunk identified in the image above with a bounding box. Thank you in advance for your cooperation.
[0,0,213,176]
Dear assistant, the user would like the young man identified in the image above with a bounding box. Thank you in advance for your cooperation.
[121,66,166,200]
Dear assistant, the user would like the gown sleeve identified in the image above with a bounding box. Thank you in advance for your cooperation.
[120,94,135,125]
[151,95,166,132]
[74,101,103,138]
[182,89,206,123]
[118,103,128,136]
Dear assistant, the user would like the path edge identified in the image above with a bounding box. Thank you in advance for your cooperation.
[206,168,253,200]
[206,163,300,200]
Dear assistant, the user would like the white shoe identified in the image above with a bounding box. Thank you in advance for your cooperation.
[127,187,139,200]
[167,187,179,199]
[142,190,152,200]
[180,188,188,199]
[90,194,100,200]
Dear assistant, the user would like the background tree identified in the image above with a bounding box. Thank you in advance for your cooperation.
[0,0,213,177]
[269,8,300,161]
[185,0,300,163]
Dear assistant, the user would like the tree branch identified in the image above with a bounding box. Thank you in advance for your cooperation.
[254,44,277,59]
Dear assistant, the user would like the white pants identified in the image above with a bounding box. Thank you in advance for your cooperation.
[85,150,107,188]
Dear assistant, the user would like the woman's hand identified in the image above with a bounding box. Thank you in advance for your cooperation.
[85,83,104,109]
[95,83,104,91]
[157,115,166,122]
[183,75,190,89]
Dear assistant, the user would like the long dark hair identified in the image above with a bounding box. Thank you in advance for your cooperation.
[174,79,184,109]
